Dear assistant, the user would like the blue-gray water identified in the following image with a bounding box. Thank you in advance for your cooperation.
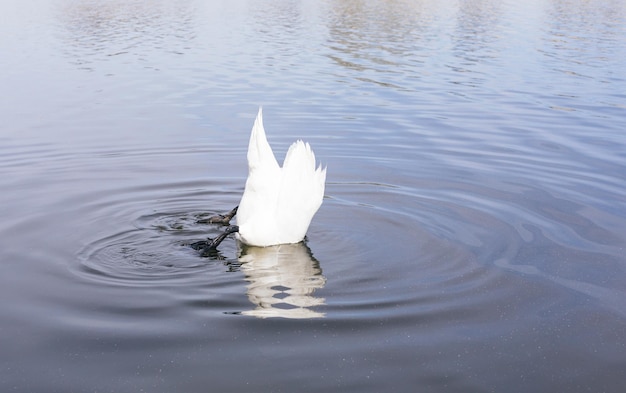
[1,0,625,392]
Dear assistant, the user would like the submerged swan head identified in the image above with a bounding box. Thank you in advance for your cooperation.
[236,108,326,247]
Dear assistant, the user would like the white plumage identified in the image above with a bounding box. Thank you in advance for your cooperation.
[236,108,326,247]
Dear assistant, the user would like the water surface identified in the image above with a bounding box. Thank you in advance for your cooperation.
[1,0,625,392]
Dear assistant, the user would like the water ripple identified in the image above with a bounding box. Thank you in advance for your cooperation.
[75,208,239,286]
[2,0,626,390]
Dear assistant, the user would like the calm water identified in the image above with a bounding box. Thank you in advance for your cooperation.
[1,0,626,391]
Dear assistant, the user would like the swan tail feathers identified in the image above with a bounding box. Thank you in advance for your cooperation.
[248,107,279,171]
[278,141,326,237]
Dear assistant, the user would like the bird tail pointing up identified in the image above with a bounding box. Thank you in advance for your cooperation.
[247,107,279,172]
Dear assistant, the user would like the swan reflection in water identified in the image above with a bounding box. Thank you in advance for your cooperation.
[237,241,326,319]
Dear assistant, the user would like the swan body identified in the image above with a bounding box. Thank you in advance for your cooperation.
[236,108,326,247]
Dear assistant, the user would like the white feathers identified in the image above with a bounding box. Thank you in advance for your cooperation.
[237,108,326,247]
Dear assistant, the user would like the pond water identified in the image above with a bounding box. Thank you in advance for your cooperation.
[1,0,625,391]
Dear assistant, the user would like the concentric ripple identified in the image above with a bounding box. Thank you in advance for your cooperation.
[75,208,240,285]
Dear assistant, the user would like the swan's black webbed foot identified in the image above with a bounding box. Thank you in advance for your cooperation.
[191,206,238,256]
[191,225,239,257]
[197,206,238,225]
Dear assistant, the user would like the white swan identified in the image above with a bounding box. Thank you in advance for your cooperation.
[236,108,326,247]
